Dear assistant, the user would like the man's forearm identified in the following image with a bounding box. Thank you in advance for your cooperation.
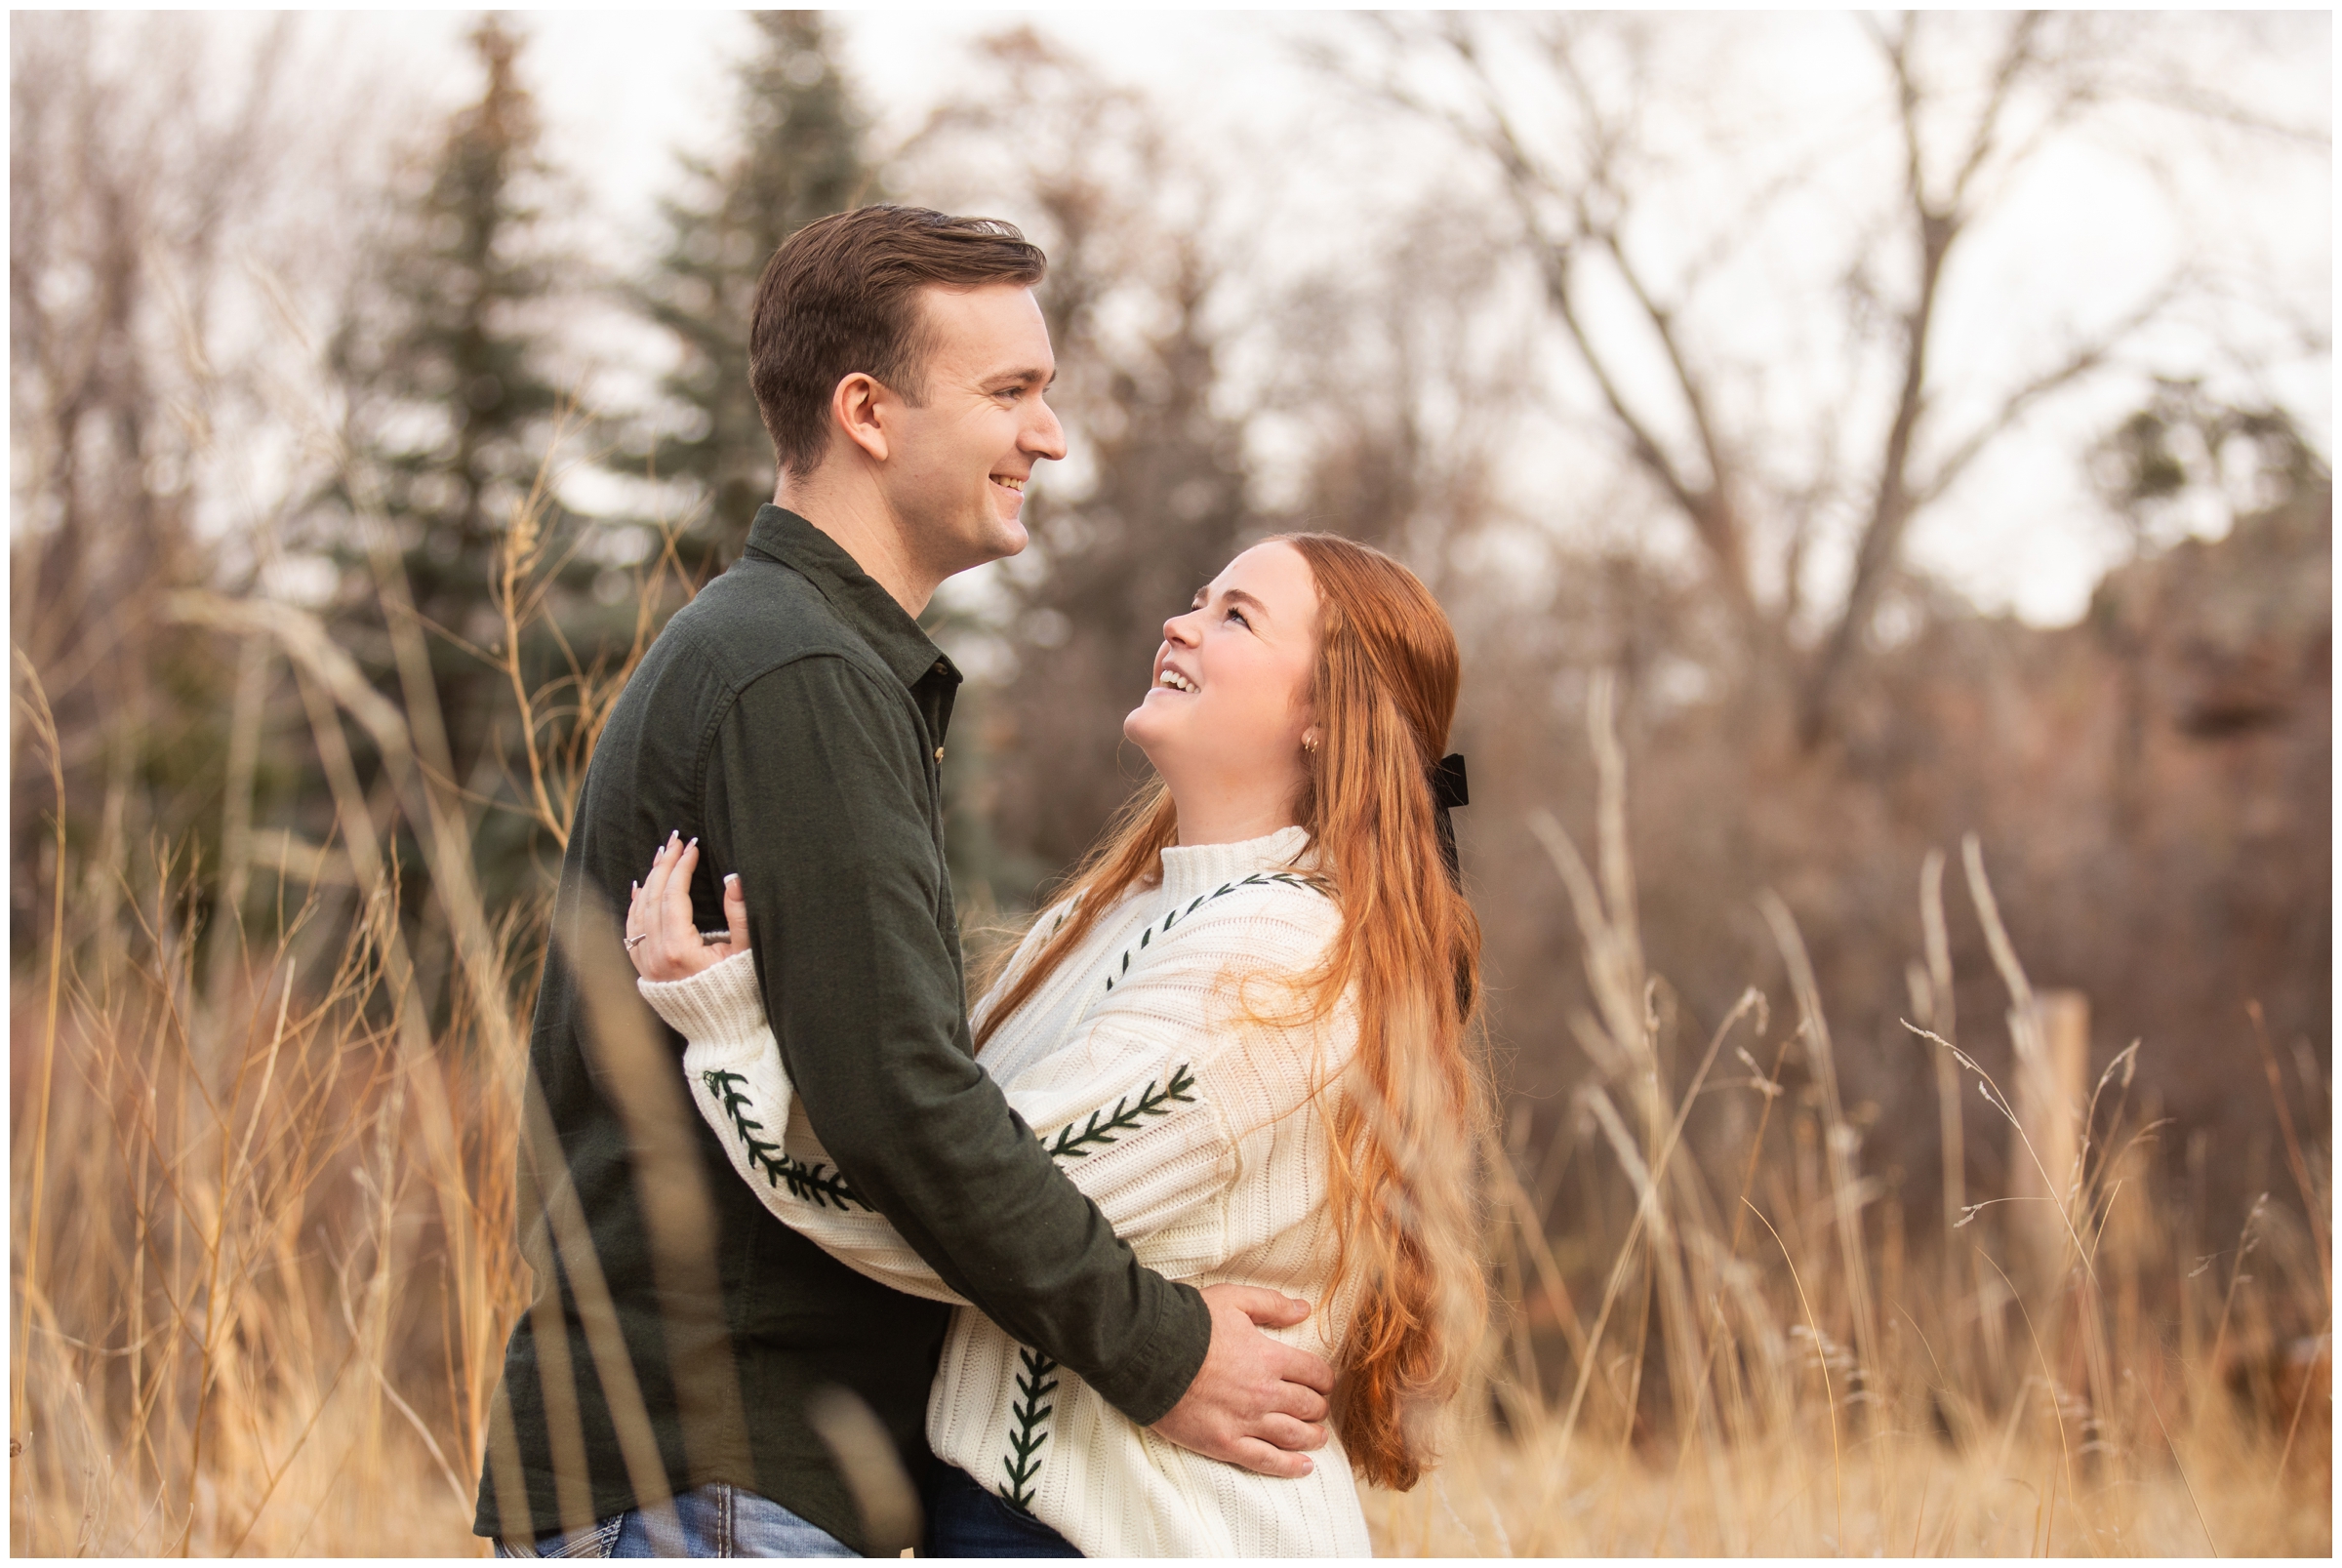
[775,959,1212,1422]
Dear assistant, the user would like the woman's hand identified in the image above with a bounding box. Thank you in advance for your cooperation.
[624,831,750,982]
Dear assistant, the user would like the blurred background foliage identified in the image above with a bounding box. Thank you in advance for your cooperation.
[14,7,2323,1218]
[8,11,2330,1552]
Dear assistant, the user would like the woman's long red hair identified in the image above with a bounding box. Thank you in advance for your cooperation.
[973,533,1487,1490]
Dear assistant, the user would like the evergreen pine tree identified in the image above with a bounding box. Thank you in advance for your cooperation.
[637,12,869,561]
[327,15,588,910]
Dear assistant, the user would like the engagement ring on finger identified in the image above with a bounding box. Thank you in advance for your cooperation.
[624,933,648,950]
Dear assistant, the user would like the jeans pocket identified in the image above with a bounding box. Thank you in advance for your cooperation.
[503,1514,623,1559]
[553,1516,626,1559]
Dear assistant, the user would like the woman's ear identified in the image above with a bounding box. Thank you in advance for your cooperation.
[1301,726,1321,754]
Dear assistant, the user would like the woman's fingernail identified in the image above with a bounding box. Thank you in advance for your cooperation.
[724,872,738,885]
[688,837,698,848]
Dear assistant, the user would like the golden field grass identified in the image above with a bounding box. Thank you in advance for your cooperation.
[10,564,2330,1555]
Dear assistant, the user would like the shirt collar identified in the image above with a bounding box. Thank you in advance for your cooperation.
[742,504,961,694]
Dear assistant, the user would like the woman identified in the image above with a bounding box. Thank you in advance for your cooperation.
[625,533,1485,1556]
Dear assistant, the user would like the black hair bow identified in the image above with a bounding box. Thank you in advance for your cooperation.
[1431,752,1469,889]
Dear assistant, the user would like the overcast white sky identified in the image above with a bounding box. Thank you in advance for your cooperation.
[314,7,2330,627]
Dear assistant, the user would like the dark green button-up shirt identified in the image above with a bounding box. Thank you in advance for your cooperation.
[476,506,1211,1549]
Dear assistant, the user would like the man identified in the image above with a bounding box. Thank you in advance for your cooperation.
[476,206,1335,1557]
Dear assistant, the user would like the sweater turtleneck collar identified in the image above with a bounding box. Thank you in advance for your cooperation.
[1156,824,1314,903]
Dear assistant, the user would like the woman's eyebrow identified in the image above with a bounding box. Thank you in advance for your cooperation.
[1201,587,1272,623]
[1192,584,1271,620]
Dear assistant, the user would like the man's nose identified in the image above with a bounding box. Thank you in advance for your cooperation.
[1025,393,1069,462]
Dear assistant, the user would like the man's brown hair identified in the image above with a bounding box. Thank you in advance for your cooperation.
[749,204,1048,479]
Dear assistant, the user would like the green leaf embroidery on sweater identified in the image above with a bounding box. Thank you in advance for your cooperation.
[701,1048,1201,1225]
[1103,870,1327,992]
[989,1063,1197,1514]
[997,1346,1061,1514]
[982,868,1329,1517]
[700,1069,868,1211]
[1038,1064,1198,1160]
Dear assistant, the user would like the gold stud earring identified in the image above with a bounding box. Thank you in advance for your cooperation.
[1303,733,1319,753]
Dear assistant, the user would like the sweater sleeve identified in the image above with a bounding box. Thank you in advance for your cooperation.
[645,888,1343,1303]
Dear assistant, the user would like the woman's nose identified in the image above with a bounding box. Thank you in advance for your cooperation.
[1162,611,1200,646]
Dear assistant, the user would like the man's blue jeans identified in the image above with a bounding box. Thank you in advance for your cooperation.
[493,1482,856,1558]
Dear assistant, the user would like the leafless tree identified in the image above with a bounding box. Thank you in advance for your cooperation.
[1325,11,2326,745]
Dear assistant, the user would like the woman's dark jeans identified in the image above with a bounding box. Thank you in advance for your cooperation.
[922,1464,1083,1558]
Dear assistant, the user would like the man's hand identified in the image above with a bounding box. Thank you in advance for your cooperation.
[1150,1284,1336,1478]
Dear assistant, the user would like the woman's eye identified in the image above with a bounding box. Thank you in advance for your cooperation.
[1226,608,1250,628]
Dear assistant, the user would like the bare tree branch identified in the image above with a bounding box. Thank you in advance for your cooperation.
[1343,11,2318,747]
[1948,13,2047,209]
[1799,14,1968,744]
[1913,275,2194,509]
[1436,20,1761,630]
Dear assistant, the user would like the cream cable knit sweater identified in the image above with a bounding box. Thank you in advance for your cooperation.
[637,825,1373,1557]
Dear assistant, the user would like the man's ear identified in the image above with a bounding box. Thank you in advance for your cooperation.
[831,372,891,463]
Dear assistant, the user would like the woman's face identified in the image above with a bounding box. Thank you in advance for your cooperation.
[1124,541,1321,793]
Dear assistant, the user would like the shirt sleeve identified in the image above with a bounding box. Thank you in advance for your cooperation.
[697,654,1209,1426]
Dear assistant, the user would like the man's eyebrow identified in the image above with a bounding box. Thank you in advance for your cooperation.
[989,366,1055,388]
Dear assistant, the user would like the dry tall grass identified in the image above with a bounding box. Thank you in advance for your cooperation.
[1362,692,2331,1558]
[9,472,689,1555]
[11,566,2330,1553]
